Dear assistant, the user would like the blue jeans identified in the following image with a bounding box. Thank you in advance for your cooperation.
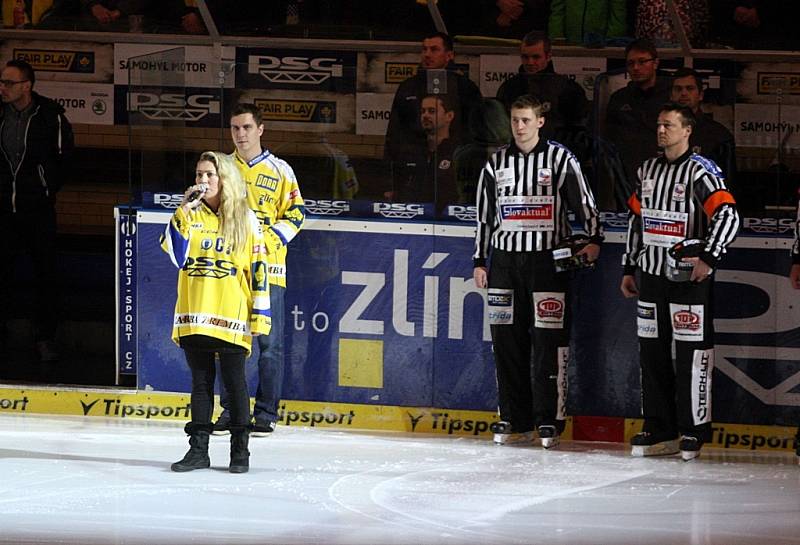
[219,284,285,424]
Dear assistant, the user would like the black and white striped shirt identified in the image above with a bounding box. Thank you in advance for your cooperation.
[622,150,740,276]
[473,139,602,266]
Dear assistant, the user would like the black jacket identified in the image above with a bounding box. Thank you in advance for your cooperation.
[496,63,590,160]
[0,92,74,213]
[384,61,482,164]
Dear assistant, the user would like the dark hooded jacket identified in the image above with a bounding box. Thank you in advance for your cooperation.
[0,92,73,213]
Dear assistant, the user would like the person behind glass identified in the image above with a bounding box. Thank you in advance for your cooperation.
[161,151,271,474]
[213,103,305,437]
[496,31,589,161]
[620,102,740,461]
[391,94,460,212]
[453,97,511,206]
[603,38,671,209]
[670,67,736,194]
[0,59,73,362]
[789,199,800,463]
[473,94,602,449]
[384,31,481,198]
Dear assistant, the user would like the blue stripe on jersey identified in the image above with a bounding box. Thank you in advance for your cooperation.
[247,149,272,168]
[547,140,577,159]
[270,225,289,245]
[287,204,305,228]
[169,221,189,266]
[253,308,272,318]
[691,154,723,177]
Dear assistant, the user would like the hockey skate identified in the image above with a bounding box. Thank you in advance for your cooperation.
[630,431,679,457]
[679,436,702,461]
[490,421,534,445]
[538,425,560,449]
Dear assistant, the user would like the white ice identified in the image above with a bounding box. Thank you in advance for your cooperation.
[1,413,799,545]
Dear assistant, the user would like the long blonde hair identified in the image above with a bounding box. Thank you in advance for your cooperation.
[198,151,251,253]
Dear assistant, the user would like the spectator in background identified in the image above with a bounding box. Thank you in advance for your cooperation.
[670,67,736,191]
[709,2,800,50]
[384,32,481,198]
[496,31,590,161]
[454,98,511,206]
[635,0,709,47]
[484,0,549,39]
[390,94,461,212]
[602,38,671,209]
[80,0,204,33]
[548,0,628,46]
[0,59,73,362]
[2,0,79,29]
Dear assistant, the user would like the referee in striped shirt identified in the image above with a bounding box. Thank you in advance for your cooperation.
[621,102,740,461]
[789,198,800,461]
[473,94,602,448]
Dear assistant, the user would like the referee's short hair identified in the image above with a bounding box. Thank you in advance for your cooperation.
[510,94,545,117]
[661,101,696,129]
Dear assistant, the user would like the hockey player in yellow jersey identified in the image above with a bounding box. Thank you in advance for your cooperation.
[162,151,270,474]
[213,102,305,436]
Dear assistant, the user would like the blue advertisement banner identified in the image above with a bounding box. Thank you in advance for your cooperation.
[116,210,138,375]
[125,210,800,427]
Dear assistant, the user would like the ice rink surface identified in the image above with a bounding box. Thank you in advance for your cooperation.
[1,413,799,545]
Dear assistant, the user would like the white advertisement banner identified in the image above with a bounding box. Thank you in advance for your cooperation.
[738,63,800,105]
[114,44,235,88]
[1,40,113,82]
[355,93,393,135]
[735,103,800,149]
[553,56,607,100]
[36,81,114,125]
[479,54,518,97]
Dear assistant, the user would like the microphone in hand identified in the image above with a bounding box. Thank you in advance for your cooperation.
[184,183,208,209]
[187,183,208,203]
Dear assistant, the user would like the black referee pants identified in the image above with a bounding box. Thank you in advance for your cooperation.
[488,249,570,433]
[638,273,714,442]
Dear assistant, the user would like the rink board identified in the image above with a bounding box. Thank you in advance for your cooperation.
[116,209,800,428]
[1,386,797,452]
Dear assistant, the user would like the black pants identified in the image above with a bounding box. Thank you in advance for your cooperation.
[181,335,249,427]
[638,273,714,442]
[0,208,58,342]
[488,249,570,433]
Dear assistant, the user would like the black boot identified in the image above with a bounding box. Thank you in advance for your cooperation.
[171,423,212,472]
[229,426,250,474]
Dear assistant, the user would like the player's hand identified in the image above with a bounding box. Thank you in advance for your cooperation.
[620,274,638,298]
[576,243,600,263]
[473,266,488,289]
[181,184,207,212]
[790,264,800,289]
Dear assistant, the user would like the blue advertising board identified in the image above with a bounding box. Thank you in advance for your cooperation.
[122,209,800,426]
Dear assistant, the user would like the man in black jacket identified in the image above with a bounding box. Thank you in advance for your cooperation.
[384,32,481,198]
[670,67,736,193]
[0,60,73,362]
[496,30,589,159]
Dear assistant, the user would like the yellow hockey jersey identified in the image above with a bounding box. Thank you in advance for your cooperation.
[161,204,271,353]
[232,149,305,288]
